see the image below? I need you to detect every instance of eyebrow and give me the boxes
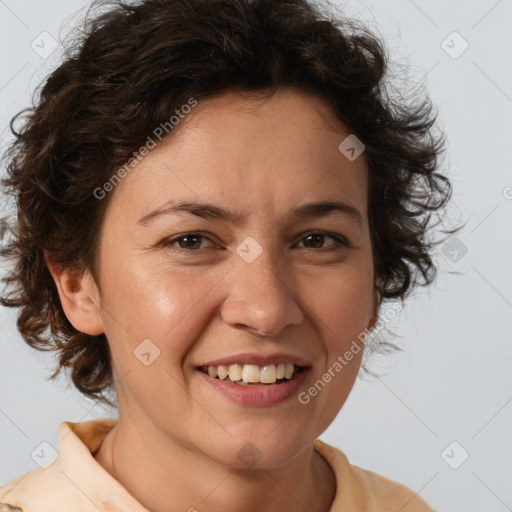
[137,199,364,228]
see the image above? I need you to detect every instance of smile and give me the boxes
[199,363,304,385]
[196,363,309,406]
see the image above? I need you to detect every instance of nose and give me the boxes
[220,245,304,337]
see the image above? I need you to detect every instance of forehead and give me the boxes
[105,87,369,225]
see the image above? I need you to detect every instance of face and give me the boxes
[84,88,379,468]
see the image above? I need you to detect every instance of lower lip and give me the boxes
[197,368,309,407]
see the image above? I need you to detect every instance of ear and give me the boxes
[44,252,104,336]
[367,288,381,331]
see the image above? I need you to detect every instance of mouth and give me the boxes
[197,363,306,386]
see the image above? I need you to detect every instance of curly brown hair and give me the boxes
[0,0,460,405]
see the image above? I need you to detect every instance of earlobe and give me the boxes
[44,252,104,336]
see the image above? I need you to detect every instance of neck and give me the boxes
[94,416,336,512]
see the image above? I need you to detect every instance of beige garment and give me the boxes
[0,418,436,511]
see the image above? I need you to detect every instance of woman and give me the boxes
[0,0,456,510]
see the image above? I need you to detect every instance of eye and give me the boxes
[163,231,350,254]
[164,232,215,252]
[295,231,350,251]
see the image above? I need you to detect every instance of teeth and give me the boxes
[260,365,277,383]
[241,364,260,383]
[203,363,301,384]
[228,364,243,381]
[217,365,228,380]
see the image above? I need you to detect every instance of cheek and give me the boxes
[305,266,374,346]
[98,263,214,414]
[303,272,372,423]
[100,257,223,365]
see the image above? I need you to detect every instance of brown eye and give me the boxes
[296,231,349,251]
[165,233,214,251]
[164,231,350,254]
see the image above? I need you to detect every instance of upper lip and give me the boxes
[197,352,311,368]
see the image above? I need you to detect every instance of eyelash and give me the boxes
[163,231,350,254]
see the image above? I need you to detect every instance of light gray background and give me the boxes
[1,1,511,510]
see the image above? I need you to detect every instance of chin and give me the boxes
[203,432,311,470]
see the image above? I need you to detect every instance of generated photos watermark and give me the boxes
[93,97,198,200]
[298,301,402,404]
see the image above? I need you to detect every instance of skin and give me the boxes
[47,87,380,512]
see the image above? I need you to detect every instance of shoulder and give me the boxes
[313,439,436,512]
[347,462,436,511]
[0,418,121,511]
[1,501,23,511]
[0,463,88,510]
